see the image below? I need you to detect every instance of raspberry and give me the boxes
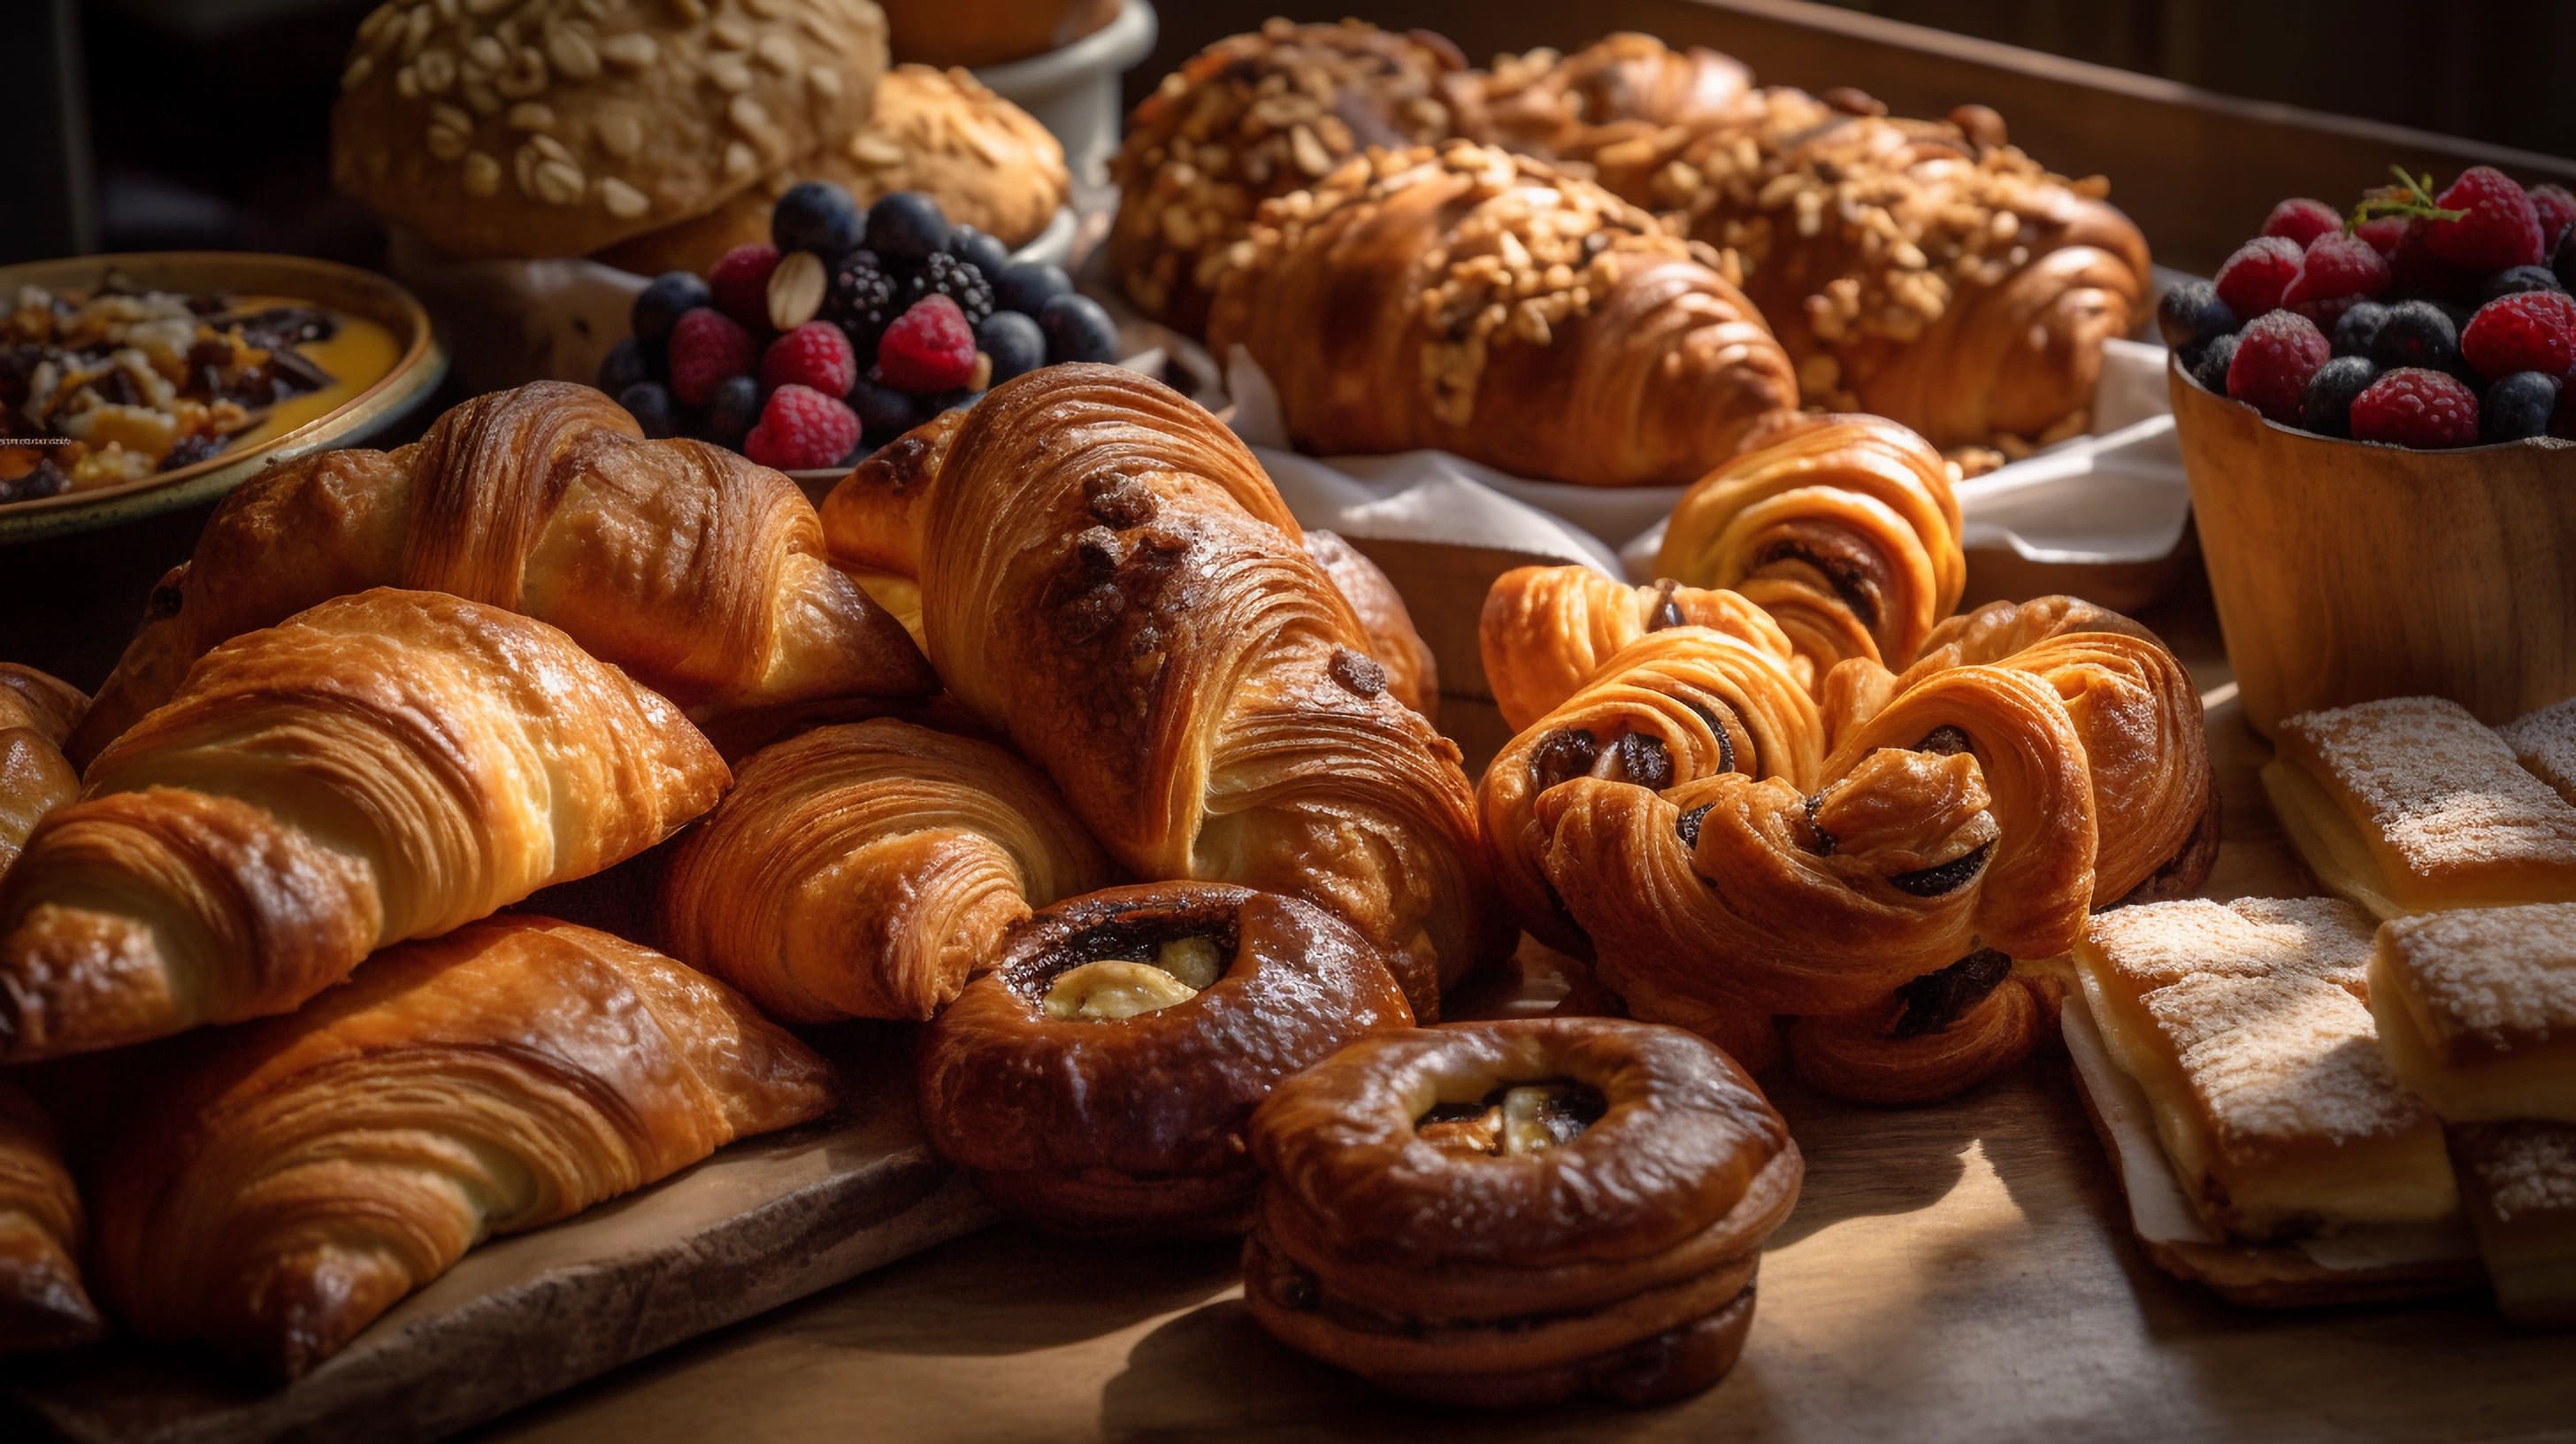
[2354,215,2409,256]
[2426,166,2545,273]
[2460,291,2576,380]
[759,320,856,397]
[2262,198,2342,248]
[2282,232,2388,325]
[744,383,862,471]
[2529,182,2576,250]
[2224,310,2329,423]
[708,244,782,332]
[2349,367,2480,448]
[872,295,977,393]
[666,308,756,408]
[2386,219,2470,300]
[2214,236,2302,319]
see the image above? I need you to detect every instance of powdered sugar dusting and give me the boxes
[2503,698,2576,807]
[2282,696,2576,878]
[2147,972,2431,1153]
[2087,896,2375,999]
[2451,1121,2576,1222]
[2380,902,2576,1050]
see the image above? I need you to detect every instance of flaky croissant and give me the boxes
[1480,567,1803,732]
[70,380,932,764]
[661,719,1117,1022]
[1208,142,1798,488]
[1654,413,1965,683]
[0,1078,99,1355]
[0,589,727,1061]
[1476,32,1752,170]
[0,666,84,879]
[896,364,1506,1017]
[88,915,832,1379]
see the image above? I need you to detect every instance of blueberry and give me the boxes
[701,374,762,447]
[993,261,1073,317]
[2370,301,2463,375]
[978,311,1046,386]
[2156,280,2238,351]
[849,379,921,441]
[2481,371,2561,443]
[618,380,680,439]
[2481,265,2565,302]
[772,180,865,257]
[1038,293,1119,365]
[2297,356,2379,439]
[597,335,654,395]
[948,226,1012,279]
[2331,301,2389,358]
[2187,332,2240,395]
[864,192,952,263]
[632,272,710,349]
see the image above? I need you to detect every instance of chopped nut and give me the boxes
[766,250,826,330]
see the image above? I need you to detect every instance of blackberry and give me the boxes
[827,249,904,360]
[914,252,994,331]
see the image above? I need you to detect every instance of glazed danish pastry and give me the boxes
[1479,565,1803,731]
[1243,1018,1800,1408]
[2369,903,2576,1125]
[916,884,1414,1236]
[72,381,932,764]
[0,1079,99,1355]
[0,589,729,1060]
[88,916,832,1379]
[1208,142,1798,488]
[661,719,1118,1023]
[0,666,84,879]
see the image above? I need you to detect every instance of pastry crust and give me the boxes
[1480,566,1804,732]
[2264,697,2576,918]
[2450,1121,2576,1327]
[1300,531,1439,720]
[1478,33,1752,170]
[0,666,84,880]
[88,916,832,1379]
[2371,903,2576,1124]
[0,589,729,1061]
[332,0,888,259]
[1243,1018,1799,1408]
[0,1079,101,1356]
[1207,142,1798,488]
[72,381,932,764]
[661,718,1116,1022]
[916,884,1413,1237]
[595,64,1069,275]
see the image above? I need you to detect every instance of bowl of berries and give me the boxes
[2162,165,2576,738]
[595,184,1129,487]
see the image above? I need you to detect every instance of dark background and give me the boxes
[7,0,2572,268]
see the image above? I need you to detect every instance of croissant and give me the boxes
[1109,19,1481,336]
[1290,530,1440,720]
[88,915,832,1379]
[1634,88,2152,453]
[69,380,932,764]
[0,666,85,879]
[1476,33,1752,170]
[660,719,1117,1022]
[1653,413,1966,682]
[900,364,1506,1017]
[1207,142,1798,488]
[1480,566,1803,732]
[0,1078,99,1354]
[0,589,728,1061]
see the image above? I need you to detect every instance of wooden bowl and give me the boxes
[2169,357,2576,737]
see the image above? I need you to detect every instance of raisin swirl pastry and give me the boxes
[889,364,1508,1017]
[1208,142,1798,488]
[1480,565,1804,731]
[1244,1018,1800,1408]
[0,666,85,880]
[660,719,1117,1023]
[916,884,1414,1237]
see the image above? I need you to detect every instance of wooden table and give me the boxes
[467,586,2576,1444]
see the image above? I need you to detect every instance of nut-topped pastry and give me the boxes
[1476,32,1752,172]
[333,0,889,259]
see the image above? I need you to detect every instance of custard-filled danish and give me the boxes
[916,884,1414,1237]
[1244,1018,1800,1408]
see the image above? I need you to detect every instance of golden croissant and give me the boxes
[661,718,1118,1022]
[1480,567,1804,732]
[0,666,85,880]
[70,380,933,764]
[1476,32,1752,169]
[1208,142,1798,488]
[892,363,1506,1018]
[0,1078,99,1355]
[0,588,728,1061]
[88,915,832,1379]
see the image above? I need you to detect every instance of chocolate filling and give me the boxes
[1679,697,1737,775]
[1675,803,1713,850]
[1755,535,1885,631]
[1530,727,1599,791]
[1607,732,1675,791]
[1890,948,2013,1038]
[1644,578,1686,632]
[1913,725,1972,757]
[1800,793,1837,856]
[1888,840,1994,897]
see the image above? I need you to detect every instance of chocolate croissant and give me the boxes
[661,719,1117,1022]
[0,1078,99,1355]
[1208,142,1798,488]
[0,666,84,879]
[88,916,832,1379]
[0,589,728,1061]
[873,364,1508,1015]
[70,380,932,764]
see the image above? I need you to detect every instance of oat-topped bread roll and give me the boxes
[333,0,889,259]
[1110,19,1484,336]
[1477,33,1752,172]
[878,0,1120,68]
[597,63,1068,275]
[1207,143,1798,488]
[2371,903,2576,1125]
